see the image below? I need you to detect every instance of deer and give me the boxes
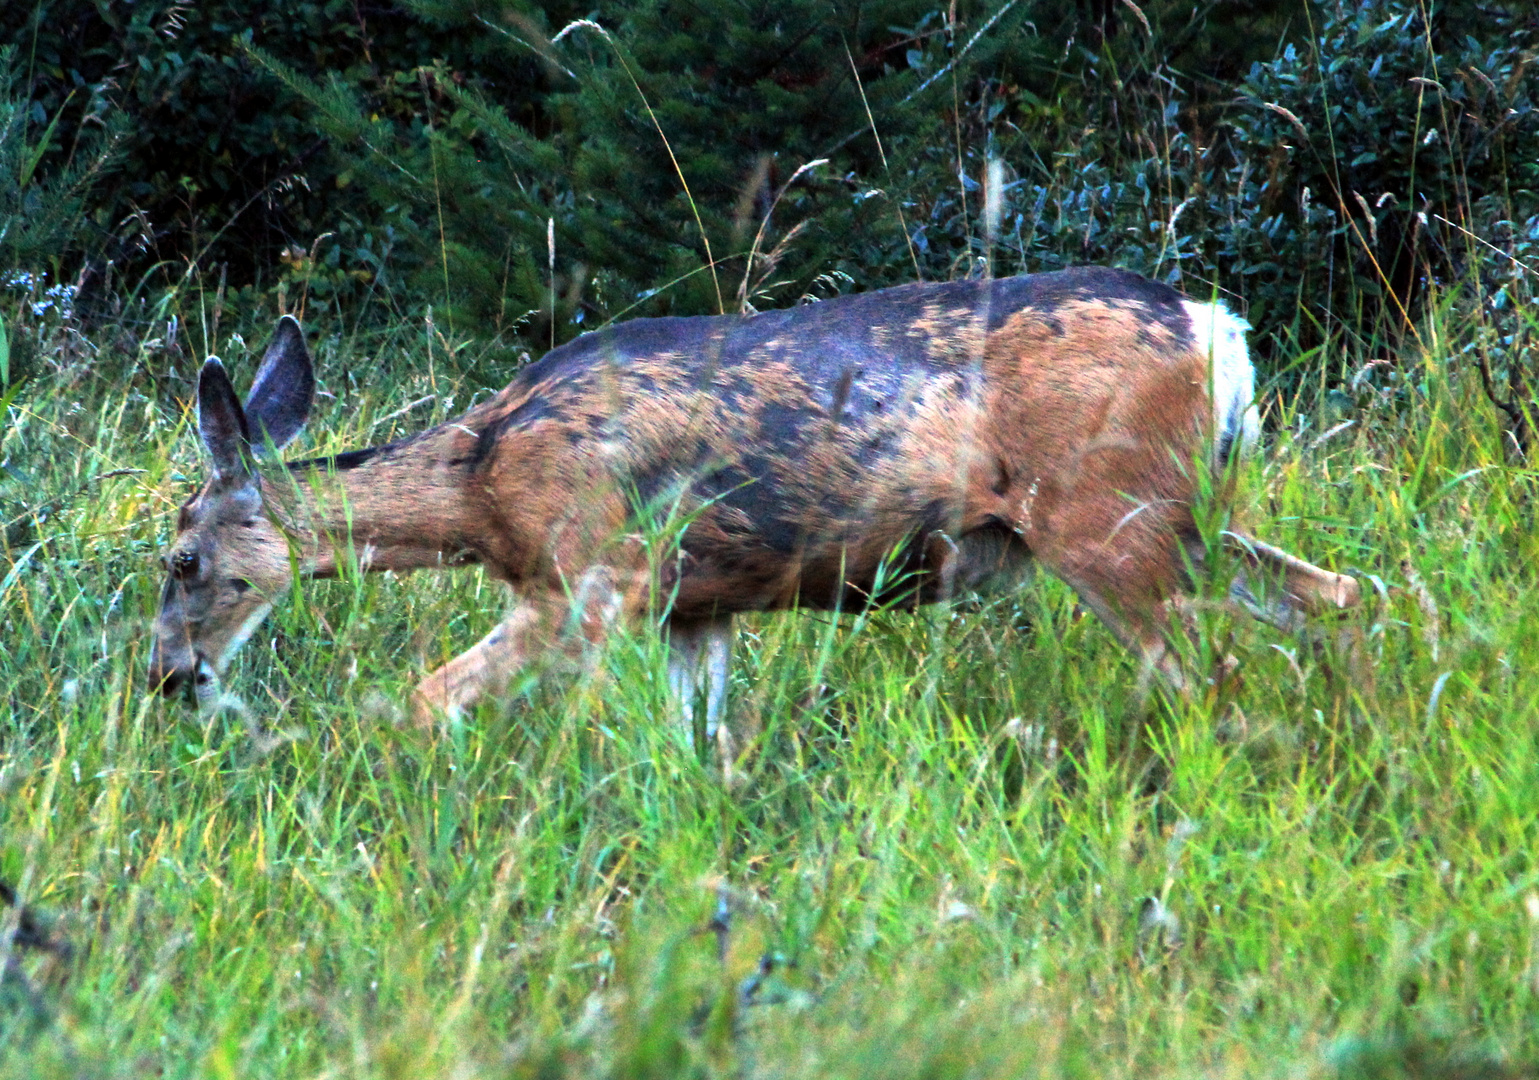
[149,266,1361,741]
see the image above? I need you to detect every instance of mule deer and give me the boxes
[149,267,1360,735]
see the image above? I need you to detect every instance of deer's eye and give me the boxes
[171,550,200,580]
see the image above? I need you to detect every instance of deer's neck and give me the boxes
[265,425,484,577]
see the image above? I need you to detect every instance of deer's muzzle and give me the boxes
[149,652,216,701]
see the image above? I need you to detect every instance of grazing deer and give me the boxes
[149,267,1360,736]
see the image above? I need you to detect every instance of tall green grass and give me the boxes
[1,290,1536,1078]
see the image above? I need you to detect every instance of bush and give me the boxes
[0,0,520,302]
[272,0,1040,337]
[956,0,1539,361]
[4,0,1535,386]
[1221,0,1539,344]
[0,44,121,273]
[0,43,125,385]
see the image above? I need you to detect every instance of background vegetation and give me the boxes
[7,0,1535,353]
[2,0,1538,1077]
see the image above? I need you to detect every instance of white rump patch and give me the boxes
[1182,299,1259,455]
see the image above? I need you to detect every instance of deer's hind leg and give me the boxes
[1055,573,1199,696]
[1018,485,1212,695]
[410,562,642,728]
[1220,529,1365,686]
[1222,531,1360,630]
[1041,518,1361,698]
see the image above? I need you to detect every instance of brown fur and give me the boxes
[149,268,1360,724]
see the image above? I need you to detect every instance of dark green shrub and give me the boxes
[6,0,1534,391]
[0,43,126,386]
[274,0,1039,338]
[1219,0,1539,345]
[0,44,121,277]
[0,0,526,300]
[957,0,1539,362]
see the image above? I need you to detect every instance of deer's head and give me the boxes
[149,317,314,700]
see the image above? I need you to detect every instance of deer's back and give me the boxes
[467,267,1208,615]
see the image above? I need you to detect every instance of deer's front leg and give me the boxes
[666,616,734,745]
[410,567,629,727]
[411,602,551,727]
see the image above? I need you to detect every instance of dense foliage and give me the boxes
[5,0,1535,360]
[0,0,490,283]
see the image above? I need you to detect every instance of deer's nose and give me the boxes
[151,663,191,697]
[149,647,207,700]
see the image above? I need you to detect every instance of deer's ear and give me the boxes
[198,358,253,484]
[244,315,315,453]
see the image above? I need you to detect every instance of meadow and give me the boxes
[1,274,1536,1079]
[3,0,1539,1072]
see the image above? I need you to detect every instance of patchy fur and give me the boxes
[149,268,1360,729]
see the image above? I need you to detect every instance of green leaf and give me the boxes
[18,88,76,189]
